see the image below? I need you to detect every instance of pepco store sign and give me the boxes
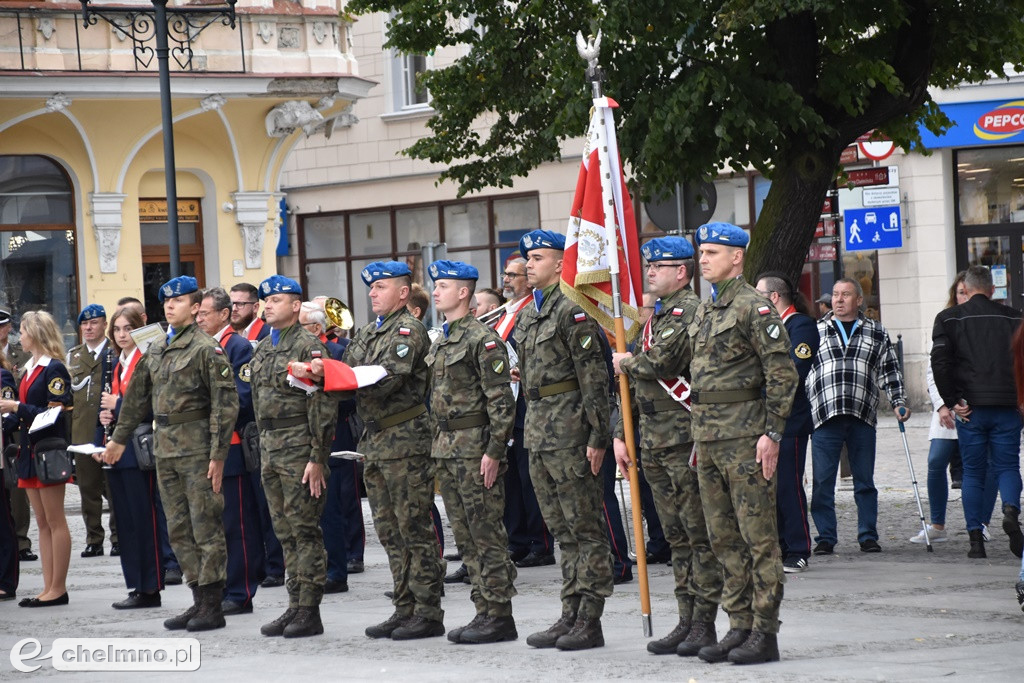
[974,101,1024,140]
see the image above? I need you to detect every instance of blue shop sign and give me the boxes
[919,99,1024,148]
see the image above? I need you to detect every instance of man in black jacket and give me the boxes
[931,265,1024,560]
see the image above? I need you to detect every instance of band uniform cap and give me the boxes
[695,222,750,248]
[428,260,479,282]
[519,229,565,256]
[258,275,303,300]
[0,304,10,325]
[361,261,412,286]
[641,236,695,262]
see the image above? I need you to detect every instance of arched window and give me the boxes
[0,155,78,347]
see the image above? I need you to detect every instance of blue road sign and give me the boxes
[844,206,902,251]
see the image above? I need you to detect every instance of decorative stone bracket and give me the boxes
[90,193,126,273]
[232,192,273,269]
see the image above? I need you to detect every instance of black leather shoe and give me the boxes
[113,591,161,610]
[1003,504,1023,558]
[448,614,487,643]
[555,617,604,650]
[515,551,556,568]
[109,543,121,557]
[728,630,780,664]
[0,591,15,602]
[283,606,324,638]
[261,575,285,588]
[613,571,633,584]
[365,612,411,639]
[698,627,750,663]
[26,592,69,608]
[261,607,298,637]
[444,551,463,562]
[647,618,691,655]
[347,559,364,574]
[444,564,469,584]
[324,579,349,594]
[391,615,445,640]
[526,612,576,648]
[812,541,834,555]
[18,597,37,607]
[18,549,37,562]
[677,620,717,656]
[507,547,529,563]
[859,539,882,553]
[81,544,104,558]
[645,549,672,564]
[461,615,518,644]
[221,599,253,615]
[164,568,183,585]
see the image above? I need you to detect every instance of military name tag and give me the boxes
[795,342,812,359]
[396,343,410,358]
[766,323,780,339]
[492,359,505,374]
[48,377,65,395]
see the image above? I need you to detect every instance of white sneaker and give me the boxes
[909,525,948,543]
[982,524,992,542]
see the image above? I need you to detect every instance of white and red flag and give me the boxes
[288,360,387,394]
[560,97,643,342]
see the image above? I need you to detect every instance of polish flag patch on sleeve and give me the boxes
[672,307,683,316]
[399,327,411,336]
[757,305,771,316]
[573,312,587,323]
[484,340,497,350]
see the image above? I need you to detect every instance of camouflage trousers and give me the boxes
[644,444,722,622]
[262,450,328,607]
[155,454,226,587]
[529,446,613,620]
[363,453,444,622]
[436,457,518,617]
[696,436,785,633]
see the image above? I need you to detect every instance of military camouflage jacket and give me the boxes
[67,341,108,445]
[113,323,238,461]
[250,324,334,468]
[342,308,431,459]
[687,276,798,442]
[616,286,699,449]
[513,285,610,451]
[426,315,514,460]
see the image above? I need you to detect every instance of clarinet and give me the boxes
[102,347,115,443]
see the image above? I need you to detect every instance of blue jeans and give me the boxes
[955,406,1023,531]
[811,416,878,545]
[927,438,999,526]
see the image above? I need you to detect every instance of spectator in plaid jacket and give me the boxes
[806,278,910,555]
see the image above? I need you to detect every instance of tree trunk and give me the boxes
[745,140,844,285]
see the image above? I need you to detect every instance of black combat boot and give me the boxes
[555,617,604,650]
[697,627,750,663]
[461,615,518,644]
[647,618,691,655]
[526,610,576,648]
[261,607,299,637]
[1002,504,1024,557]
[164,584,201,631]
[365,611,411,639]
[968,529,987,559]
[390,615,445,640]
[676,619,717,656]
[186,582,226,631]
[728,630,780,664]
[283,606,324,638]
[447,614,487,643]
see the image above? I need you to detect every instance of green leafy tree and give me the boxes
[349,0,1024,280]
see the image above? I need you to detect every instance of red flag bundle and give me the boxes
[288,360,387,393]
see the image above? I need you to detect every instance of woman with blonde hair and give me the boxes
[0,310,73,607]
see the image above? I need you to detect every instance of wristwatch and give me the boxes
[765,431,783,443]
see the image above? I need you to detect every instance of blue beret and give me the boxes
[258,275,302,300]
[695,222,749,248]
[641,236,694,261]
[77,304,106,325]
[428,260,479,282]
[519,229,565,256]
[158,276,198,303]
[361,261,412,286]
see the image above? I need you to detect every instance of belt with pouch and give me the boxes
[364,403,428,435]
[258,415,307,430]
[155,408,210,426]
[639,397,688,414]
[526,379,579,401]
[689,388,761,404]
[436,412,487,431]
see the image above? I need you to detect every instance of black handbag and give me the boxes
[34,437,73,485]
[241,422,262,473]
[132,423,156,471]
[2,443,18,489]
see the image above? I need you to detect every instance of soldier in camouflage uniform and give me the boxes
[333,261,445,640]
[104,276,239,633]
[610,236,723,656]
[249,276,335,639]
[513,230,614,651]
[687,223,798,665]
[426,260,518,644]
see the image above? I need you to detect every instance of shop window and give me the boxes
[957,146,1024,225]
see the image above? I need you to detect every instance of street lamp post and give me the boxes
[79,0,237,279]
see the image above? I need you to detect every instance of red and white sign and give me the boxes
[814,218,837,238]
[974,103,1024,141]
[845,167,890,187]
[856,131,896,161]
[807,243,837,263]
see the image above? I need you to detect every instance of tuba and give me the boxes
[324,297,354,331]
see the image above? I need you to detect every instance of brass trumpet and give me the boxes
[324,297,354,331]
[476,300,512,328]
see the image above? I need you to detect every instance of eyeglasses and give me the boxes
[500,272,526,279]
[645,263,683,270]
[756,289,776,297]
[231,301,256,309]
[301,322,319,329]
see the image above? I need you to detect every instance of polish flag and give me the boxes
[288,360,387,394]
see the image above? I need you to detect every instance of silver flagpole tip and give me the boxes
[642,614,653,638]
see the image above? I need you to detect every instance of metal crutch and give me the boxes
[897,407,932,552]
